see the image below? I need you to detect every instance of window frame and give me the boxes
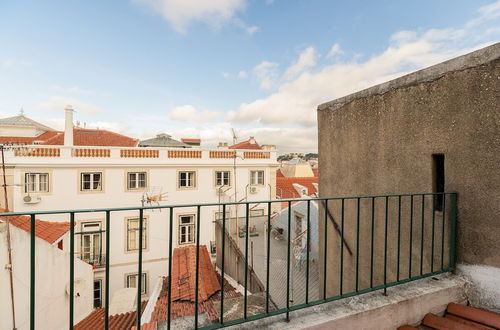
[24,172,50,193]
[80,172,103,192]
[178,171,197,189]
[214,170,231,187]
[178,214,195,245]
[127,171,148,190]
[126,273,148,295]
[126,217,148,252]
[250,170,265,185]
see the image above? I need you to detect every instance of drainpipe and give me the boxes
[2,145,16,329]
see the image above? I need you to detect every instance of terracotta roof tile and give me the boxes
[181,138,201,143]
[0,209,70,244]
[229,139,261,150]
[75,301,147,330]
[42,128,138,147]
[0,131,59,145]
[276,176,318,199]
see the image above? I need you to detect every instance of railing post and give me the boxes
[420,195,425,276]
[323,199,329,299]
[383,196,389,295]
[105,211,110,330]
[167,207,173,330]
[305,199,311,304]
[220,204,226,325]
[266,202,271,313]
[355,198,360,292]
[370,197,375,288]
[431,197,436,273]
[340,199,344,296]
[397,196,401,282]
[30,214,36,330]
[441,194,446,270]
[286,200,292,322]
[449,193,457,270]
[69,212,75,329]
[244,203,249,319]
[194,206,201,329]
[136,209,144,330]
[409,195,414,279]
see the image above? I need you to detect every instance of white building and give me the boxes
[0,108,278,314]
[0,213,94,330]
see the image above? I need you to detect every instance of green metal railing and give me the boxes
[2,192,457,330]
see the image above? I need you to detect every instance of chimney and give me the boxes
[64,105,74,146]
[249,136,256,144]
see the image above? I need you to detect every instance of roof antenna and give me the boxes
[231,128,238,145]
[19,107,24,116]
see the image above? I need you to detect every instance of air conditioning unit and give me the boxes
[249,186,258,194]
[23,195,41,204]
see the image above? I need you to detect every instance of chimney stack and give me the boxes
[64,105,74,146]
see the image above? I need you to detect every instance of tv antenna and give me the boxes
[231,128,238,145]
[141,186,168,210]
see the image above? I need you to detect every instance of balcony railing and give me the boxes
[79,253,106,269]
[1,192,457,330]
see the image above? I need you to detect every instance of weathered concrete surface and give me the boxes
[213,292,276,322]
[226,274,468,330]
[457,263,500,313]
[317,42,500,298]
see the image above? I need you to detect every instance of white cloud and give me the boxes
[284,46,317,79]
[133,0,246,33]
[237,70,248,79]
[222,72,231,78]
[253,61,279,90]
[227,2,500,128]
[36,96,102,114]
[48,85,94,95]
[245,25,259,35]
[169,105,220,122]
[327,43,343,58]
[466,0,500,27]
[0,58,32,69]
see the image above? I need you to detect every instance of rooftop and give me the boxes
[43,128,139,147]
[229,137,261,150]
[0,208,70,244]
[139,133,190,148]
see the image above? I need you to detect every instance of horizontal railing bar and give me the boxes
[0,192,457,216]
[201,267,454,330]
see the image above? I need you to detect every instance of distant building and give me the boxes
[139,133,190,148]
[181,138,201,147]
[229,136,262,150]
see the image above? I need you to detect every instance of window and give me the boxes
[432,154,445,211]
[25,173,49,193]
[250,170,264,185]
[94,280,102,308]
[179,215,195,244]
[127,218,147,251]
[249,209,264,217]
[81,222,103,266]
[126,273,147,295]
[81,172,102,191]
[215,171,231,186]
[178,171,196,188]
[127,172,147,190]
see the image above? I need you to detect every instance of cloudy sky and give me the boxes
[0,0,499,153]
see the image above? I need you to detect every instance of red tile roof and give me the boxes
[42,128,139,147]
[171,245,220,302]
[0,131,59,145]
[145,245,242,326]
[276,169,285,177]
[181,138,201,143]
[276,176,318,199]
[229,139,261,150]
[312,168,319,177]
[75,301,147,330]
[0,209,70,244]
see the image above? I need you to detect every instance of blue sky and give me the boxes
[1,0,499,153]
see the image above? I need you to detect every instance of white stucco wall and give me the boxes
[0,224,93,330]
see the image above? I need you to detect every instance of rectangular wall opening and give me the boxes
[432,154,445,211]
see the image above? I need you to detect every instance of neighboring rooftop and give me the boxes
[0,114,55,133]
[0,209,70,244]
[229,136,261,150]
[276,176,318,199]
[42,128,139,147]
[75,301,147,330]
[139,133,190,148]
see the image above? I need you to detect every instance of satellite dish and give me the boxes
[66,278,87,298]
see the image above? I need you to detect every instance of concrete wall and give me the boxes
[317,43,500,296]
[0,224,93,330]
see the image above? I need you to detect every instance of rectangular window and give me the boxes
[81,172,102,191]
[127,218,147,251]
[25,173,49,193]
[178,171,196,188]
[249,209,264,217]
[127,172,147,190]
[81,222,102,265]
[432,154,445,211]
[126,273,147,295]
[250,170,264,185]
[179,215,195,244]
[215,171,231,186]
[94,280,102,308]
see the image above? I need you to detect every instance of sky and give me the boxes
[0,0,499,153]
